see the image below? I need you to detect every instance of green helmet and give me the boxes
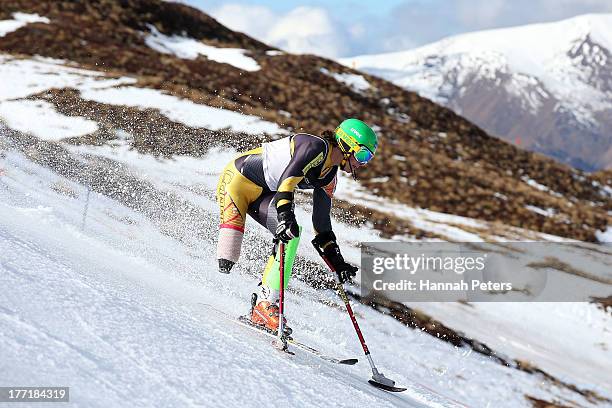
[334,118,378,164]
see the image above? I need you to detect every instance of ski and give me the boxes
[198,303,358,365]
[368,380,408,393]
[236,316,357,365]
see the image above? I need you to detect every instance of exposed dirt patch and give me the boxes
[526,395,574,408]
[528,257,612,285]
[591,295,612,313]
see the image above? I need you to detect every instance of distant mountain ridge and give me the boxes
[343,14,612,171]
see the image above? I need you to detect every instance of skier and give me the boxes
[216,118,378,333]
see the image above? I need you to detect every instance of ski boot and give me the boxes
[250,293,292,337]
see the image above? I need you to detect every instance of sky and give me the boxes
[181,0,612,58]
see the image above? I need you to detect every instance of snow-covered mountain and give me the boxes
[342,14,612,171]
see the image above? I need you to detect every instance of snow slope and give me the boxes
[0,136,461,408]
[2,125,610,407]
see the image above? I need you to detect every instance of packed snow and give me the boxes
[596,226,612,242]
[408,301,612,394]
[79,86,285,135]
[320,68,371,93]
[521,177,563,198]
[0,12,49,37]
[2,130,609,407]
[0,99,98,141]
[145,25,260,71]
[0,55,136,101]
[265,50,284,56]
[525,204,556,218]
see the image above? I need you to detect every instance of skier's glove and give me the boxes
[313,231,357,283]
[276,208,300,243]
[335,261,358,284]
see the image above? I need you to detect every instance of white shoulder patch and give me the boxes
[262,137,291,191]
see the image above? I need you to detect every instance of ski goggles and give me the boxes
[352,145,375,164]
[337,132,375,164]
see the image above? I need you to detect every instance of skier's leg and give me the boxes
[249,237,300,333]
[260,233,300,298]
[247,192,301,297]
[247,194,300,331]
[216,159,263,273]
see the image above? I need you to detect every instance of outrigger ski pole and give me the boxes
[312,239,407,393]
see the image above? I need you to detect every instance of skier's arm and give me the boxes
[312,171,337,233]
[312,230,357,283]
[312,187,333,233]
[312,175,357,282]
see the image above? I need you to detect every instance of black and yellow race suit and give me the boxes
[216,133,337,264]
